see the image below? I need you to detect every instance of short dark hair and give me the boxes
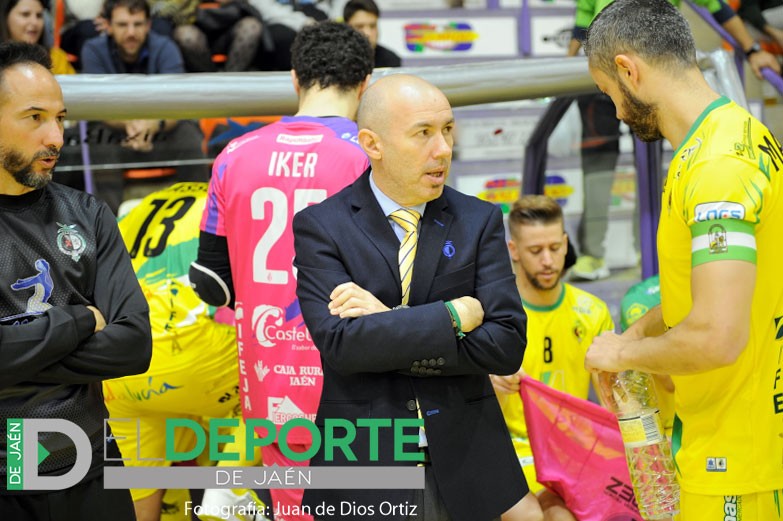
[509,194,576,269]
[291,22,374,92]
[0,41,51,75]
[344,0,380,23]
[508,195,563,232]
[0,42,51,101]
[585,0,697,77]
[104,0,150,21]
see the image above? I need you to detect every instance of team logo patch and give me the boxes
[573,320,585,342]
[56,222,86,261]
[624,303,649,326]
[706,457,727,472]
[708,224,728,254]
[442,240,455,258]
[694,201,745,223]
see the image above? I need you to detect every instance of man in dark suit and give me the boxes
[292,74,530,521]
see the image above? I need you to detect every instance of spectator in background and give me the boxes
[80,0,207,214]
[737,0,783,50]
[60,0,172,70]
[248,0,336,70]
[151,0,264,72]
[1,0,74,74]
[343,0,400,68]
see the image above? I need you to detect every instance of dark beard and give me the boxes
[2,146,59,190]
[619,81,663,142]
[525,270,561,291]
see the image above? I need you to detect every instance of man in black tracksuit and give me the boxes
[0,42,152,520]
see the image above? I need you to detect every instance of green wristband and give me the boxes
[444,301,466,339]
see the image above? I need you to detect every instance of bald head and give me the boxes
[357,74,448,136]
[356,73,454,207]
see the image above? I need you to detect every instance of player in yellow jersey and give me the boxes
[104,183,260,521]
[583,1,783,519]
[492,195,615,521]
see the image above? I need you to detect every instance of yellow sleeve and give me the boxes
[683,157,767,267]
[50,47,75,76]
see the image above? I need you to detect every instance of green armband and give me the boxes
[444,301,466,339]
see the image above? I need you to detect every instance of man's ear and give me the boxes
[507,238,520,262]
[615,53,640,89]
[358,128,381,159]
[290,69,301,97]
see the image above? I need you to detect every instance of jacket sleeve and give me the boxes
[0,305,95,389]
[80,37,109,73]
[293,204,525,377]
[737,0,769,33]
[32,203,152,384]
[156,36,186,73]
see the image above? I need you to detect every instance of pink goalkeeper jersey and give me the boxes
[201,116,368,444]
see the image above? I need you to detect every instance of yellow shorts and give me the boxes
[675,489,783,521]
[103,321,241,501]
[521,460,543,494]
[510,433,543,494]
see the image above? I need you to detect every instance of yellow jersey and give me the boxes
[499,283,614,489]
[117,182,223,372]
[658,97,783,494]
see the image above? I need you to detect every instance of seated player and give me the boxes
[492,195,615,521]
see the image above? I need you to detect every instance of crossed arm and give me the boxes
[0,205,152,389]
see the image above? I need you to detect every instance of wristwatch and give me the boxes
[745,42,762,58]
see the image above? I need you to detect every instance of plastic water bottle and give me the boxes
[597,370,680,520]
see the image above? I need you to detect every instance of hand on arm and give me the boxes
[585,259,754,375]
[447,296,484,333]
[123,119,163,152]
[31,205,152,384]
[328,282,391,317]
[0,305,96,388]
[87,305,106,333]
[490,367,524,395]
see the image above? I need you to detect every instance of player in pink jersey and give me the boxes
[189,21,374,521]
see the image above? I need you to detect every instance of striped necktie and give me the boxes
[389,208,421,306]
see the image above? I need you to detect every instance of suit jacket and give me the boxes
[293,170,528,521]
